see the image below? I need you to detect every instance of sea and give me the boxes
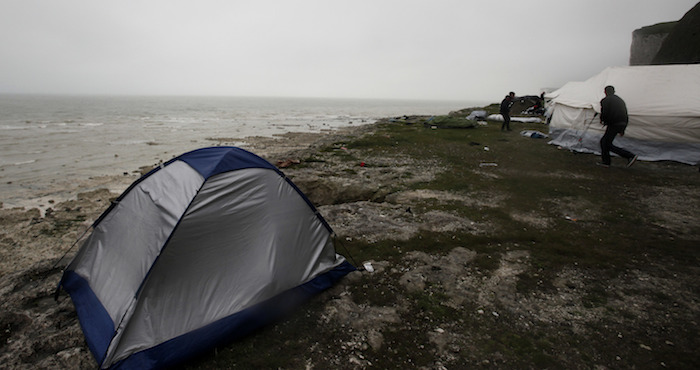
[1,94,483,210]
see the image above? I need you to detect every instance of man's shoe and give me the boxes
[627,155,638,168]
[596,162,610,168]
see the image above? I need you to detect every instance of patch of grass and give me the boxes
[582,284,609,308]
[471,252,500,272]
[480,328,557,368]
[426,116,478,129]
[348,275,399,307]
[371,328,435,368]
[409,288,456,320]
[343,231,474,265]
[301,155,326,163]
[345,119,698,273]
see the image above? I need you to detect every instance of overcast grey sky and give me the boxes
[0,0,696,102]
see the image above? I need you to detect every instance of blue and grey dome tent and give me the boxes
[58,146,355,369]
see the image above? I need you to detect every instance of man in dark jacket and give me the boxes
[598,85,638,168]
[500,91,515,131]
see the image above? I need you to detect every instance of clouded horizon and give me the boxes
[1,0,696,102]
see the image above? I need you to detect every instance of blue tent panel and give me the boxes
[61,271,115,364]
[178,147,277,180]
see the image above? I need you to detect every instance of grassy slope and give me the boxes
[184,115,699,369]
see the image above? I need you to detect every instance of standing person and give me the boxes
[598,85,638,168]
[500,91,515,131]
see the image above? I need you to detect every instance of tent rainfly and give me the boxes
[545,65,700,165]
[58,146,355,369]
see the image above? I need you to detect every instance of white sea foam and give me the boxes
[0,125,28,130]
[13,159,37,166]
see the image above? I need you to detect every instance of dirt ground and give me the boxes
[1,124,698,369]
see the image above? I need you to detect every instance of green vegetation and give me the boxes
[185,112,700,369]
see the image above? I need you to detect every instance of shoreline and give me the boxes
[0,122,377,278]
[0,94,474,211]
[0,123,373,215]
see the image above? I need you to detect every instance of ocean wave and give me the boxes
[0,159,38,167]
[107,139,157,145]
[0,125,28,130]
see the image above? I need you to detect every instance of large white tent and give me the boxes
[546,65,700,165]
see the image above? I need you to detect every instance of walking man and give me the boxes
[598,85,638,168]
[500,91,515,131]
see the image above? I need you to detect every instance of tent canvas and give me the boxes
[546,64,700,165]
[58,146,355,369]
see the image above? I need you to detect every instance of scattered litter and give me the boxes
[564,216,577,222]
[483,146,489,151]
[479,162,498,167]
[492,311,499,317]
[466,110,487,121]
[276,158,301,168]
[477,309,484,314]
[435,328,445,333]
[360,162,365,167]
[431,126,437,130]
[487,114,543,123]
[390,115,414,123]
[363,262,375,273]
[520,130,548,139]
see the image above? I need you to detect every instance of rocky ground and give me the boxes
[1,122,698,369]
[0,127,373,369]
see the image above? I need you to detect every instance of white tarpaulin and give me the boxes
[487,114,543,123]
[546,65,700,165]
